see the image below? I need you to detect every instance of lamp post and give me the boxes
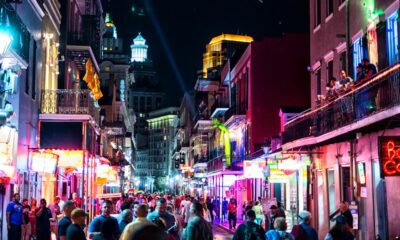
[0,8,12,56]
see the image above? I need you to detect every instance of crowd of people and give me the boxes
[319,58,377,103]
[6,192,355,240]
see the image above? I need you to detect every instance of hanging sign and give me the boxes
[30,151,58,174]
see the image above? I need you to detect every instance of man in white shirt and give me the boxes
[183,197,194,228]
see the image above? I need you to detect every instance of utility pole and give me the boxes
[345,0,351,74]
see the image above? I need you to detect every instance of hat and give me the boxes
[71,208,88,219]
[333,215,347,224]
[270,205,278,210]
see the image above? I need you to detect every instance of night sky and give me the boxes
[102,0,309,106]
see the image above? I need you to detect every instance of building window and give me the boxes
[327,60,333,82]
[387,11,399,65]
[327,169,336,218]
[340,166,351,201]
[353,37,364,79]
[339,51,347,72]
[327,0,333,16]
[315,0,322,27]
[316,68,322,95]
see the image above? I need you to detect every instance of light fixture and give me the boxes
[0,8,12,56]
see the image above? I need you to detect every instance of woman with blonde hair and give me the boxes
[201,202,212,223]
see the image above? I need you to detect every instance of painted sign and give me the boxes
[379,137,400,177]
[349,201,358,230]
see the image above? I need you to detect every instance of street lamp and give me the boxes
[0,8,12,56]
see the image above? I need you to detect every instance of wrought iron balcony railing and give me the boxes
[283,63,400,144]
[40,89,100,124]
[224,103,247,120]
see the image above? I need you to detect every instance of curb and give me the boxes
[215,223,235,234]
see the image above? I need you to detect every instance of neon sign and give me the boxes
[30,151,58,174]
[243,160,267,179]
[379,137,400,177]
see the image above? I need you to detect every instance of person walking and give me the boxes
[291,211,318,240]
[93,217,119,240]
[58,201,76,240]
[222,197,228,221]
[118,209,133,233]
[35,199,52,240]
[21,198,31,240]
[147,197,179,238]
[6,193,23,240]
[89,200,120,239]
[233,210,265,240]
[49,196,61,239]
[206,197,214,223]
[252,201,263,225]
[29,198,38,239]
[227,198,237,230]
[265,205,279,231]
[66,208,88,240]
[182,202,213,240]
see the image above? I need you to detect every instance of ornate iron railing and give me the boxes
[40,89,100,124]
[283,63,400,144]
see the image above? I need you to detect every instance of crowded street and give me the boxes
[2,0,400,239]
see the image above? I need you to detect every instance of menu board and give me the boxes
[349,201,358,230]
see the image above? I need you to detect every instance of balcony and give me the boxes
[40,89,100,125]
[224,104,246,122]
[283,63,400,145]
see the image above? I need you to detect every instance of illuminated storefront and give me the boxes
[265,152,310,228]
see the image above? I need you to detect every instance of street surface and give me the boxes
[213,225,234,240]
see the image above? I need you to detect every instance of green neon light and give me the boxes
[212,118,231,167]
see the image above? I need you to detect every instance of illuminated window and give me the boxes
[353,37,364,79]
[387,11,399,65]
[327,169,336,221]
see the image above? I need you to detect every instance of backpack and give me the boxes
[291,224,307,240]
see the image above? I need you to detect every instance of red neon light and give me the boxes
[382,140,400,176]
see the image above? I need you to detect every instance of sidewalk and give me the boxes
[214,217,244,234]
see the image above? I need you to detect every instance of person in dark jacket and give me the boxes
[93,217,119,240]
[206,197,214,223]
[328,201,353,230]
[324,215,354,240]
[233,210,265,240]
[182,202,213,240]
[66,208,88,240]
[36,199,52,240]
